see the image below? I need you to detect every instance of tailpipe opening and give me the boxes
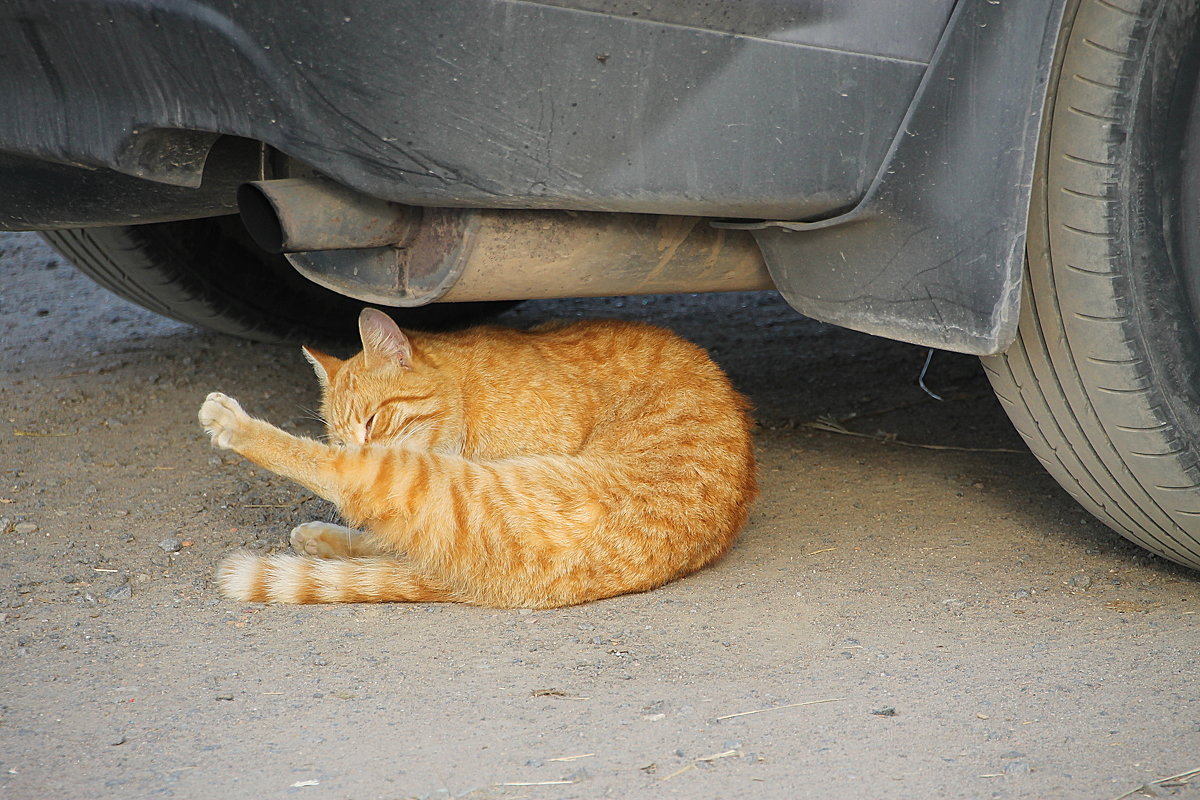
[237,178,414,254]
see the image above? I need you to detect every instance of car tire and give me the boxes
[41,216,514,343]
[982,0,1200,568]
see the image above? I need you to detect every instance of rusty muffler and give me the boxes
[238,178,773,307]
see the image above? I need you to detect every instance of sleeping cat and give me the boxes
[199,308,757,608]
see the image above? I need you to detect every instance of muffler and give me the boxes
[238,178,774,307]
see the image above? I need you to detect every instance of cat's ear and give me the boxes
[302,346,343,387]
[358,308,413,368]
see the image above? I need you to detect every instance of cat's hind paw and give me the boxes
[291,521,380,558]
[199,392,248,450]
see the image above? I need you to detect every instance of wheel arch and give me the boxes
[738,0,1075,356]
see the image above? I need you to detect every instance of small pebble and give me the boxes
[872,706,898,717]
[158,538,182,553]
[109,734,126,746]
[215,694,234,701]
[1012,589,1032,599]
[1004,761,1031,775]
[13,522,38,535]
[943,598,967,614]
[104,585,132,601]
[62,574,77,584]
[1068,575,1092,589]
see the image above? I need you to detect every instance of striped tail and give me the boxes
[216,551,458,604]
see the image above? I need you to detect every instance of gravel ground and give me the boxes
[1,229,1198,800]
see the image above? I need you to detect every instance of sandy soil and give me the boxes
[2,230,1198,800]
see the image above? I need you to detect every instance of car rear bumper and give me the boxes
[0,0,939,228]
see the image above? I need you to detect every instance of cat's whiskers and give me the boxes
[393,415,442,447]
[296,404,329,427]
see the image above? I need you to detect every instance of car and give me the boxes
[3,0,1198,570]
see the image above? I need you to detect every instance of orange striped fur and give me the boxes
[199,308,757,608]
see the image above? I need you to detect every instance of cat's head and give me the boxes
[302,308,449,450]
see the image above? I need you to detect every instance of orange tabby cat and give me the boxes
[199,308,757,608]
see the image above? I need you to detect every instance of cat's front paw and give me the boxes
[199,392,249,450]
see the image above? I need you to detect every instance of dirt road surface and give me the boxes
[2,230,1198,800]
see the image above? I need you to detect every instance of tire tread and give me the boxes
[984,0,1200,566]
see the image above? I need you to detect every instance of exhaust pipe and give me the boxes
[238,178,774,306]
[237,178,416,254]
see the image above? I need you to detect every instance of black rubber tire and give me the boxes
[982,0,1200,568]
[41,216,513,344]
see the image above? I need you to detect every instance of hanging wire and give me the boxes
[918,348,944,402]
